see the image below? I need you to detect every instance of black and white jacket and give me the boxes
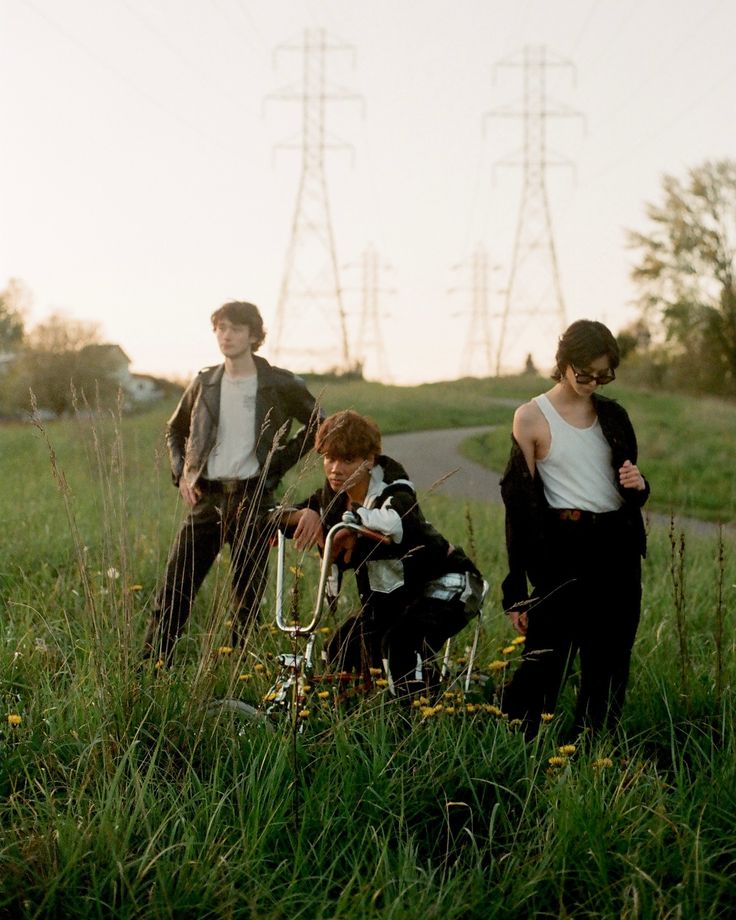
[301,455,480,617]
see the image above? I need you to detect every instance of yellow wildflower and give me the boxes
[154,659,165,670]
[224,619,233,628]
[129,584,143,592]
[317,691,330,699]
[239,673,252,682]
[301,684,311,694]
[290,566,304,578]
[511,635,526,645]
[217,646,233,655]
[263,692,279,702]
[488,660,509,672]
[254,663,266,672]
[592,757,614,769]
[375,678,389,688]
[548,755,567,767]
[501,645,517,655]
[298,709,310,718]
[444,706,456,715]
[420,706,436,717]
[319,627,331,634]
[558,744,577,756]
[417,696,430,706]
[7,714,22,727]
[508,718,523,728]
[369,667,383,676]
[466,703,477,713]
[540,712,554,722]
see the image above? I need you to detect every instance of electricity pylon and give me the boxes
[449,245,495,378]
[350,244,392,381]
[485,45,583,375]
[268,29,361,372]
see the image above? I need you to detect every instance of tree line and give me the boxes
[0,281,149,418]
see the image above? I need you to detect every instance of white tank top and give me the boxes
[534,393,623,513]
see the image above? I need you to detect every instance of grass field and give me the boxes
[1,376,734,918]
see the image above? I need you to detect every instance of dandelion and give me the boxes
[317,691,330,699]
[558,744,577,756]
[289,566,304,578]
[375,678,389,688]
[501,645,517,655]
[488,660,509,672]
[444,706,456,715]
[417,696,430,706]
[483,704,503,717]
[301,684,312,694]
[548,755,567,767]
[511,635,526,645]
[224,619,233,628]
[592,757,614,769]
[420,706,436,717]
[263,692,279,702]
[254,663,266,672]
[239,673,252,682]
[298,709,310,718]
[217,646,233,655]
[154,659,165,670]
[466,703,477,713]
[7,714,22,727]
[540,712,555,723]
[318,627,331,634]
[129,584,143,592]
[369,667,383,676]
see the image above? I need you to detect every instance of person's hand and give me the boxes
[619,459,646,491]
[330,528,358,564]
[292,509,325,552]
[178,478,201,508]
[508,609,529,636]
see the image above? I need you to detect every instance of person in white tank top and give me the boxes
[500,320,650,738]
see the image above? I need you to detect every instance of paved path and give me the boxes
[382,426,501,502]
[382,426,735,539]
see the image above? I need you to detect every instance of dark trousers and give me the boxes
[502,509,642,737]
[325,594,470,695]
[144,485,274,662]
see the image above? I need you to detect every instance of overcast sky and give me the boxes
[2,0,734,383]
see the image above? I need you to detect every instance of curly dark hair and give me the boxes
[210,301,266,351]
[552,319,620,381]
[315,410,382,460]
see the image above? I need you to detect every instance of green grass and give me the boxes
[1,379,735,917]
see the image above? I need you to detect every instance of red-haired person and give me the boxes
[286,410,486,697]
[500,320,649,737]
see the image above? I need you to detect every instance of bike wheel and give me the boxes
[207,698,276,733]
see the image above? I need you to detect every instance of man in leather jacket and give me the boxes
[143,301,322,664]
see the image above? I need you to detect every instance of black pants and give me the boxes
[325,594,470,696]
[502,509,642,737]
[144,485,274,662]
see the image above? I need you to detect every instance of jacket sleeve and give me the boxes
[270,375,324,479]
[164,380,198,485]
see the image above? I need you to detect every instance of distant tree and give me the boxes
[627,159,736,394]
[21,313,125,416]
[0,278,29,350]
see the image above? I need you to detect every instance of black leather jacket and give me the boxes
[165,356,322,493]
[500,393,650,609]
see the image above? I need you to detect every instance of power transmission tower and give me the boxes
[349,244,392,382]
[268,29,361,372]
[449,245,496,378]
[486,45,583,375]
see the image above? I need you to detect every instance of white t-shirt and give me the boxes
[205,373,260,480]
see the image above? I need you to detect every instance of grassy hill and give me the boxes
[0,377,734,916]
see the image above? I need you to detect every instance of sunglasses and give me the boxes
[571,365,616,386]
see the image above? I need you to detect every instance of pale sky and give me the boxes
[2,0,735,383]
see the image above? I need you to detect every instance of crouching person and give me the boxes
[285,410,486,698]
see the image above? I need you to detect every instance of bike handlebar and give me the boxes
[274,519,392,636]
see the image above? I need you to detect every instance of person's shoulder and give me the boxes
[513,396,545,430]
[254,355,308,386]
